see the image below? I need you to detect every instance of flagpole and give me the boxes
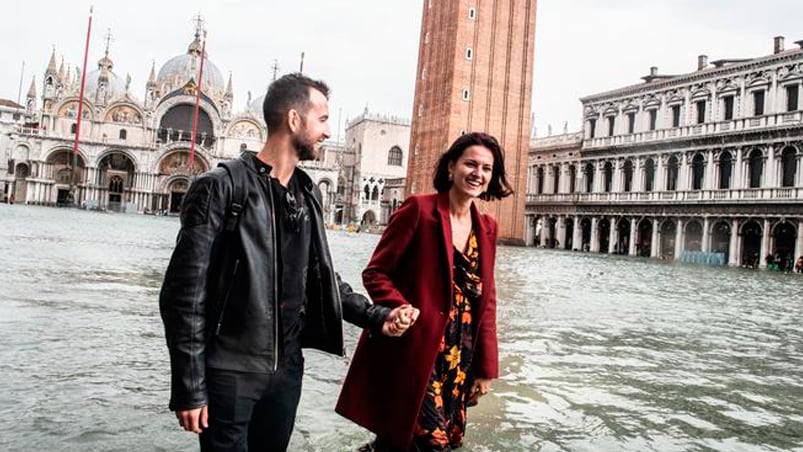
[72,5,93,203]
[189,30,206,173]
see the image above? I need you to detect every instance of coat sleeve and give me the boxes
[158,172,227,411]
[338,273,392,334]
[473,215,499,379]
[362,195,422,308]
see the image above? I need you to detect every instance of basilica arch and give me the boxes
[44,148,88,205]
[153,148,210,214]
[97,151,137,212]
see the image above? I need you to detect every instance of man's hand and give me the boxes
[176,405,208,434]
[381,304,420,337]
[468,378,492,406]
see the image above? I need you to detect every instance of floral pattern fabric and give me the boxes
[413,230,482,451]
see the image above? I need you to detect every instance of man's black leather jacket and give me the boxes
[159,152,390,411]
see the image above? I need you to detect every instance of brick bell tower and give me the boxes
[405,0,537,243]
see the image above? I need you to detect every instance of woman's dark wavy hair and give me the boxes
[432,132,513,201]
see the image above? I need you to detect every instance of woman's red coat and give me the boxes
[335,192,499,448]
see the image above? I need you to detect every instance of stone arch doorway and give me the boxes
[740,220,762,267]
[660,220,676,259]
[616,218,630,254]
[684,220,703,251]
[98,152,136,212]
[12,162,30,204]
[637,219,653,257]
[580,218,592,251]
[598,218,611,253]
[772,221,797,270]
[564,217,575,250]
[46,149,87,205]
[362,210,377,229]
[108,175,125,211]
[710,221,731,257]
[547,217,557,248]
[166,178,190,214]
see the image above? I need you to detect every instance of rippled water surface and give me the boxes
[1,204,802,451]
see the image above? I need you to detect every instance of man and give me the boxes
[159,73,417,451]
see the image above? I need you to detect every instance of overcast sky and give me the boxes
[2,1,802,138]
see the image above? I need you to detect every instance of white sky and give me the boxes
[2,1,802,138]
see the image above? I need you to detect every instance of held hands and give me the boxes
[381,304,420,337]
[176,405,208,434]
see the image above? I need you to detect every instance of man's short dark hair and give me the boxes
[262,73,330,134]
[432,132,513,201]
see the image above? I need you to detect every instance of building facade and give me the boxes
[406,0,537,243]
[345,110,410,227]
[526,37,803,268]
[1,24,340,217]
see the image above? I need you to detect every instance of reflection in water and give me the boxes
[0,204,801,451]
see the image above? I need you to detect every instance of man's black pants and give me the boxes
[199,349,304,452]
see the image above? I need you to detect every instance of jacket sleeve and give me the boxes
[473,215,499,379]
[158,172,227,411]
[338,273,392,334]
[362,195,421,308]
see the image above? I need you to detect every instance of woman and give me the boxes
[336,132,513,451]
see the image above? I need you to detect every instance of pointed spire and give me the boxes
[27,76,37,97]
[46,47,57,74]
[98,28,114,71]
[58,57,65,80]
[188,14,205,56]
[225,72,233,98]
[147,60,157,86]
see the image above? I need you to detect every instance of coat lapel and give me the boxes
[471,202,494,317]
[436,192,454,310]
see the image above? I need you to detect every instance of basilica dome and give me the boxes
[156,31,225,97]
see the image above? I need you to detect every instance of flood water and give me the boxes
[1,204,802,451]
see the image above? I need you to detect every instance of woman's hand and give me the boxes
[468,378,492,406]
[381,304,420,337]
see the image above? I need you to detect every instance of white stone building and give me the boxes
[1,24,339,216]
[526,36,803,268]
[344,110,410,226]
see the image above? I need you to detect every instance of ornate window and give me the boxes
[387,146,403,166]
[119,129,127,140]
[719,151,732,189]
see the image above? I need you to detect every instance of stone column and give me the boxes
[702,217,710,253]
[651,218,660,258]
[524,215,534,246]
[679,154,689,191]
[795,219,803,262]
[705,151,715,190]
[629,218,638,256]
[540,217,549,247]
[573,215,583,251]
[729,218,739,266]
[760,218,770,268]
[633,157,643,193]
[674,219,684,260]
[735,147,744,189]
[609,218,618,254]
[656,157,665,191]
[590,217,600,252]
[557,216,567,249]
[765,147,775,188]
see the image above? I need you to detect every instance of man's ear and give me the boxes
[287,109,300,133]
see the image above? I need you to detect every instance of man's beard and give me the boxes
[292,131,317,161]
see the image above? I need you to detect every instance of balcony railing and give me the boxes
[526,187,802,204]
[584,111,803,149]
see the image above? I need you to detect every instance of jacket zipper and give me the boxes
[215,258,240,336]
[266,178,279,372]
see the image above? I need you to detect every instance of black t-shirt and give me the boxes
[269,172,312,354]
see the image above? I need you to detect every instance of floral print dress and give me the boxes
[413,230,483,451]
